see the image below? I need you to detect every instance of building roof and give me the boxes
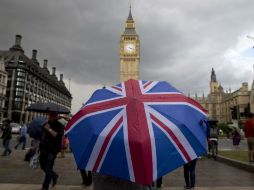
[0,43,72,98]
[123,6,137,36]
[123,28,137,35]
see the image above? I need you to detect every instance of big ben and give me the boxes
[120,7,140,82]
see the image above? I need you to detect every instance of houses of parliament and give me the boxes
[119,7,254,124]
[195,68,254,124]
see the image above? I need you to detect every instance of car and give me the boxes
[10,123,21,134]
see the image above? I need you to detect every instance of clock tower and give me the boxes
[120,7,140,82]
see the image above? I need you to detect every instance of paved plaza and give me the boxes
[1,138,254,190]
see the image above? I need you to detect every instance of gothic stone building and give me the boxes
[120,7,140,82]
[0,35,72,123]
[196,68,251,124]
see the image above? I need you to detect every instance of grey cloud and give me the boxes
[1,0,254,99]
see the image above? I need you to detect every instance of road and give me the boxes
[0,138,254,188]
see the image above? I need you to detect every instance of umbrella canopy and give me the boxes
[26,102,70,114]
[66,79,207,185]
[27,117,47,139]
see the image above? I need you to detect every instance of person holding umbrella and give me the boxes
[39,111,64,190]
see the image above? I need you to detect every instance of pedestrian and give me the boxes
[80,169,92,187]
[1,119,12,156]
[232,127,241,150]
[151,177,163,189]
[244,113,254,163]
[15,122,27,150]
[155,177,163,189]
[39,112,64,190]
[183,158,197,190]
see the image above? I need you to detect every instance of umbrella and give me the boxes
[27,117,47,139]
[26,102,70,114]
[66,79,207,185]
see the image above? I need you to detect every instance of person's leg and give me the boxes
[189,159,197,188]
[4,139,11,155]
[41,153,56,190]
[22,136,26,149]
[247,139,252,162]
[86,171,92,186]
[80,169,88,185]
[156,177,163,188]
[39,152,47,171]
[52,170,59,187]
[2,139,8,155]
[250,138,254,162]
[7,139,12,154]
[15,138,21,149]
[184,163,190,189]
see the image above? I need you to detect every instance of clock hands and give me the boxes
[125,44,135,52]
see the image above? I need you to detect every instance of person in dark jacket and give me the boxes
[1,119,12,156]
[39,112,64,190]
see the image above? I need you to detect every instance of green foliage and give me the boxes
[238,120,243,129]
[217,123,230,133]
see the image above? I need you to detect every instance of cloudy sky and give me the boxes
[1,0,254,114]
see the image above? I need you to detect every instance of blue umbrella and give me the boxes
[66,79,207,185]
[28,117,47,139]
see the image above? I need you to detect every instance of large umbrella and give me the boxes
[26,102,70,114]
[66,79,207,185]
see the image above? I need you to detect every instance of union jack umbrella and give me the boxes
[66,79,207,185]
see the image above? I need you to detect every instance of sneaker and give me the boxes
[52,173,59,187]
[157,184,164,189]
[81,183,92,188]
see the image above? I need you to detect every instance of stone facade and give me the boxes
[119,7,140,82]
[195,68,251,124]
[0,35,72,123]
[0,56,8,123]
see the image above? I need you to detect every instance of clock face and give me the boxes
[124,43,135,53]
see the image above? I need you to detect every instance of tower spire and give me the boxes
[124,5,136,32]
[128,4,133,20]
[211,68,217,82]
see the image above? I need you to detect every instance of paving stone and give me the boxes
[1,146,254,189]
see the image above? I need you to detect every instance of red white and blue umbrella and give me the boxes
[66,79,207,185]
